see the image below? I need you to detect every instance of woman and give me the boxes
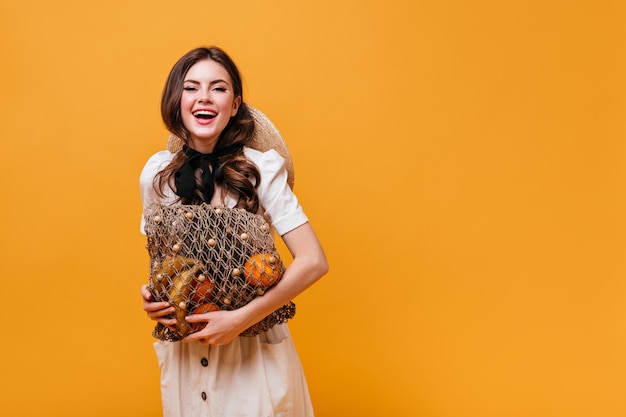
[139,46,328,417]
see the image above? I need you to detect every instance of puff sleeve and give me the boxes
[244,147,308,236]
[139,150,176,234]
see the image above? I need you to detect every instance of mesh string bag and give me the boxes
[144,204,296,341]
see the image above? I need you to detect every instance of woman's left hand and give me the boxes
[182,309,246,346]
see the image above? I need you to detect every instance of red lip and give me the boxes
[193,107,217,113]
[194,117,215,126]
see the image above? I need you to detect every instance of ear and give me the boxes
[231,96,241,117]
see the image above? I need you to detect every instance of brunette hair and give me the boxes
[154,46,260,212]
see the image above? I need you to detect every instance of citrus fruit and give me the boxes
[190,277,216,304]
[243,253,282,287]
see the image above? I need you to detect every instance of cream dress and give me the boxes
[140,147,315,417]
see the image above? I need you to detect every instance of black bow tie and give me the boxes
[174,143,243,202]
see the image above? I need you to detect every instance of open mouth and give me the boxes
[193,110,217,119]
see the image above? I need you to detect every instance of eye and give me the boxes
[213,86,227,92]
[183,85,197,91]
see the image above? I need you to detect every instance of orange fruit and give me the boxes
[189,302,220,332]
[244,253,282,287]
[190,277,216,304]
[191,302,220,314]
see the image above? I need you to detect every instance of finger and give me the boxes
[147,307,175,319]
[184,313,204,323]
[185,311,216,322]
[140,285,152,300]
[182,330,208,343]
[144,301,173,313]
[155,317,177,328]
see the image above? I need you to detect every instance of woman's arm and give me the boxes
[183,222,328,345]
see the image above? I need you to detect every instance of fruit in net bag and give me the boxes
[244,253,283,287]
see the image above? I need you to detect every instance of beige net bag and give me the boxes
[145,105,296,341]
[144,204,295,341]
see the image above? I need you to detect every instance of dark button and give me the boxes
[201,357,208,367]
[201,392,207,401]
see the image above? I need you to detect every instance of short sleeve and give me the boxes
[244,147,309,236]
[139,150,176,234]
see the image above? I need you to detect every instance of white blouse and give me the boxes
[139,146,308,236]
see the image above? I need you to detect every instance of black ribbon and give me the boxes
[174,143,243,202]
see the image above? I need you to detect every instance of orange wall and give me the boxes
[1,1,625,416]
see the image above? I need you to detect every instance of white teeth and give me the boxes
[193,110,217,117]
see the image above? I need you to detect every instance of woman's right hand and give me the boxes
[140,284,177,329]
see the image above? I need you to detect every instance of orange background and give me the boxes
[1,1,625,416]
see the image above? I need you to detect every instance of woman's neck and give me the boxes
[187,138,218,153]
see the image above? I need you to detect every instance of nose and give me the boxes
[198,91,212,103]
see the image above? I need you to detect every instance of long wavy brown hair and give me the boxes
[154,47,260,212]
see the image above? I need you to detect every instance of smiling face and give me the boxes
[180,59,241,153]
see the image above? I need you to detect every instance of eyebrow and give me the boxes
[183,78,231,86]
